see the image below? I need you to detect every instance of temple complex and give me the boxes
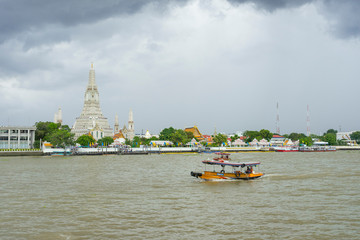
[113,109,135,141]
[71,64,113,140]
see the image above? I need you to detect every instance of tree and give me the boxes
[34,121,75,148]
[288,132,306,141]
[185,131,195,140]
[97,136,114,146]
[132,136,141,147]
[299,136,313,146]
[48,129,75,148]
[140,137,152,146]
[350,131,360,142]
[323,133,337,145]
[76,135,95,147]
[310,133,321,139]
[125,138,132,146]
[213,133,228,146]
[170,129,190,146]
[159,127,176,140]
[326,129,338,135]
[35,121,61,141]
[60,125,72,132]
[243,131,260,143]
[230,134,240,142]
[259,129,272,141]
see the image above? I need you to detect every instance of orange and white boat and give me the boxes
[191,153,264,181]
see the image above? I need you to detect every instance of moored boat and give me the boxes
[272,146,299,152]
[299,146,336,152]
[191,153,264,181]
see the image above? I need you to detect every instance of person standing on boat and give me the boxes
[245,166,253,174]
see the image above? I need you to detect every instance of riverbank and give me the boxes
[1,145,359,157]
[0,150,43,157]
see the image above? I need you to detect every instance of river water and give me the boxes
[1,151,359,239]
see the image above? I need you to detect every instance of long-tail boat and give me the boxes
[191,153,264,180]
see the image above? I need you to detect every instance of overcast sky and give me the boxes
[1,0,359,135]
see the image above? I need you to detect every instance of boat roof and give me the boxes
[214,152,230,155]
[202,160,260,167]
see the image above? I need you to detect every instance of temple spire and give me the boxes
[72,64,112,140]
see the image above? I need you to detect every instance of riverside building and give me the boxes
[71,64,113,140]
[0,126,36,149]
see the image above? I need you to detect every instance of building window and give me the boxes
[12,130,18,134]
[0,136,8,140]
[0,130,9,134]
[20,136,28,140]
[20,130,28,133]
[10,136,18,141]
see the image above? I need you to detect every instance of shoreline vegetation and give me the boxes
[1,122,359,156]
[33,122,360,148]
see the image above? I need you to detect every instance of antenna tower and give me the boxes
[276,102,280,134]
[306,104,310,137]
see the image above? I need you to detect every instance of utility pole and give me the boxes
[276,102,280,134]
[306,104,311,137]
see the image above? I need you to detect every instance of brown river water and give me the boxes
[1,151,359,239]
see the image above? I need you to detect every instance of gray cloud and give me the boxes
[227,0,360,38]
[1,0,360,134]
[320,0,360,38]
[0,0,188,43]
[1,0,360,44]
[227,0,313,11]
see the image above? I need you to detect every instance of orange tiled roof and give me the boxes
[113,130,125,140]
[185,126,204,140]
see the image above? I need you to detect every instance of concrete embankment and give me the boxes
[335,146,360,150]
[0,151,44,157]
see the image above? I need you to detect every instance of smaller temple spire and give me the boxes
[114,113,119,133]
[128,109,135,140]
[129,109,133,122]
[54,107,62,125]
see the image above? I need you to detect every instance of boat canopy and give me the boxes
[202,160,260,167]
[214,152,230,155]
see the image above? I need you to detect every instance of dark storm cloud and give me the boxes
[0,0,188,43]
[321,0,360,38]
[227,0,312,11]
[227,0,360,38]
[1,0,360,44]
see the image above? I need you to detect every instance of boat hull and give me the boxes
[191,171,263,180]
[275,149,299,152]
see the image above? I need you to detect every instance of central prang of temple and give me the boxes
[71,64,113,140]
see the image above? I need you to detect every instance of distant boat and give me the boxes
[299,146,336,152]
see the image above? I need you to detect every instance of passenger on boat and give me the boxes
[245,166,253,174]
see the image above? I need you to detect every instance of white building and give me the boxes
[336,131,354,141]
[72,64,113,139]
[0,126,36,149]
